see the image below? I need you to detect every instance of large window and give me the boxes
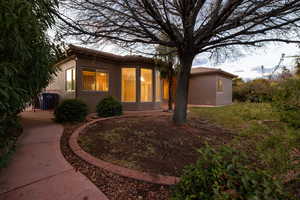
[163,79,169,99]
[155,71,161,102]
[82,69,109,91]
[122,68,136,102]
[141,68,153,102]
[66,68,75,91]
[217,79,224,92]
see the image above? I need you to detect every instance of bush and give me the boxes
[233,79,275,103]
[272,78,300,128]
[54,99,88,123]
[0,114,22,169]
[0,0,59,169]
[172,145,290,200]
[96,96,123,117]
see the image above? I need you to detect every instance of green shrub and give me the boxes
[272,78,300,128]
[0,114,22,169]
[172,145,290,200]
[96,96,123,117]
[0,0,59,168]
[233,79,275,103]
[54,99,88,123]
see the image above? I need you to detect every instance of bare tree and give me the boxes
[57,0,300,124]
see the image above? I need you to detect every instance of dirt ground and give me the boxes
[61,123,170,200]
[78,114,233,176]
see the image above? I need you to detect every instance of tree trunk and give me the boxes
[173,53,194,125]
[168,64,173,111]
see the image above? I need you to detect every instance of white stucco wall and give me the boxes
[45,59,76,101]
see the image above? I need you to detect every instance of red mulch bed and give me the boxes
[78,115,233,177]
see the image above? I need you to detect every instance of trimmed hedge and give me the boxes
[172,145,290,200]
[96,96,123,117]
[54,99,88,123]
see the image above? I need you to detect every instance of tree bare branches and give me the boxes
[57,0,300,124]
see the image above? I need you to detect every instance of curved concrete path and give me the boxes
[0,111,108,200]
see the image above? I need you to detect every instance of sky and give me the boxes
[192,43,300,80]
[53,30,299,81]
[91,42,300,80]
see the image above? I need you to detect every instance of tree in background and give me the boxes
[294,58,300,78]
[155,44,178,111]
[0,0,60,167]
[58,0,300,124]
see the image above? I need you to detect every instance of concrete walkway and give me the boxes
[0,111,108,200]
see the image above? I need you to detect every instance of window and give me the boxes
[82,69,109,91]
[217,79,224,92]
[122,68,136,102]
[66,68,75,91]
[163,79,169,99]
[141,68,153,102]
[155,71,161,102]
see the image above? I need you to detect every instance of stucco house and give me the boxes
[46,45,236,111]
[162,67,236,107]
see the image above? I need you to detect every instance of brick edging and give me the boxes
[69,114,180,185]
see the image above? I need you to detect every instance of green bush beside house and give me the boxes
[96,96,123,117]
[54,99,88,123]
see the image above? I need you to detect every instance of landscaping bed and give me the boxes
[61,123,170,200]
[78,114,233,177]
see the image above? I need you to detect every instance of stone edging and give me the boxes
[69,114,180,186]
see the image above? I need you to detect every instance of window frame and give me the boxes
[81,68,109,92]
[155,70,161,102]
[65,67,76,92]
[216,79,224,93]
[121,67,137,103]
[140,68,153,102]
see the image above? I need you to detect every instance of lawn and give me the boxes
[191,103,300,197]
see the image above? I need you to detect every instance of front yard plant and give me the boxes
[96,96,122,117]
[191,103,300,198]
[54,99,88,123]
[172,145,291,200]
[272,78,300,128]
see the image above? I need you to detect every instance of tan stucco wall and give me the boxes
[188,74,233,106]
[215,75,233,106]
[46,59,76,101]
[188,74,217,105]
[75,55,161,112]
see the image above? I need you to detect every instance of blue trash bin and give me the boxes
[41,93,59,110]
